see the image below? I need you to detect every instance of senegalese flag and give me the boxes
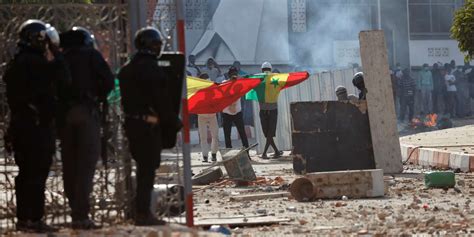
[245,71,310,103]
[187,76,261,114]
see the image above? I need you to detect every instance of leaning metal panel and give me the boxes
[0,2,132,232]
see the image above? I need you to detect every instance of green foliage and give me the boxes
[451,0,474,62]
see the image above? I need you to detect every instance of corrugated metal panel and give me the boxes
[253,68,358,154]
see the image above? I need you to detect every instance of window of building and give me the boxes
[409,0,464,39]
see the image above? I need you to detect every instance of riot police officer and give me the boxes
[118,27,180,226]
[2,19,69,233]
[58,27,114,229]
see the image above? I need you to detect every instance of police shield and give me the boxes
[158,52,185,148]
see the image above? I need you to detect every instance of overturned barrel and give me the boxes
[290,169,385,202]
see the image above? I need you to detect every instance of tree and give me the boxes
[451,0,474,62]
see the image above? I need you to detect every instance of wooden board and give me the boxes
[229,192,290,201]
[359,31,403,173]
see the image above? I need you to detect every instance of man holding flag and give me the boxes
[245,62,309,159]
[257,62,282,159]
[222,67,249,150]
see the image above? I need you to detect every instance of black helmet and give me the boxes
[71,26,95,48]
[18,19,48,51]
[134,27,165,57]
[45,23,60,47]
[352,71,365,89]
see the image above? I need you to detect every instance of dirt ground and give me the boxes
[192,157,474,236]
[2,119,474,236]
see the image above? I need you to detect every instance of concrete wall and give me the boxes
[409,40,474,66]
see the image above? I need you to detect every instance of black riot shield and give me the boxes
[158,52,185,149]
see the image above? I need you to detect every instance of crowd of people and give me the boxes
[186,56,283,162]
[187,56,474,164]
[390,60,474,122]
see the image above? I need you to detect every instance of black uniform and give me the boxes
[3,45,69,223]
[118,52,178,218]
[58,46,114,222]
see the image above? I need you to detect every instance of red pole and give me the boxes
[176,0,194,227]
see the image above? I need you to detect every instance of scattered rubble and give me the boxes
[191,162,474,235]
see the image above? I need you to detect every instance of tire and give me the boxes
[192,167,223,185]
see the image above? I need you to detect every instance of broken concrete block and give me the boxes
[290,169,384,201]
[192,167,223,185]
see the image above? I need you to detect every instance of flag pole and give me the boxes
[176,0,194,227]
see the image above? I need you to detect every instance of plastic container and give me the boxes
[424,171,455,188]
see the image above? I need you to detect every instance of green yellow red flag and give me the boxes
[245,71,310,103]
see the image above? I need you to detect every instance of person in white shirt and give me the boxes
[222,67,249,149]
[444,66,457,118]
[197,73,219,162]
[186,54,200,77]
[202,57,222,83]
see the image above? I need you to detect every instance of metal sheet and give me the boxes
[291,101,375,174]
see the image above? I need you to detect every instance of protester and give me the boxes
[398,68,416,122]
[394,62,403,79]
[417,63,433,114]
[259,62,282,159]
[197,72,220,162]
[335,86,349,101]
[232,60,247,76]
[467,63,474,115]
[444,66,457,118]
[232,61,254,126]
[203,57,223,83]
[431,63,444,113]
[222,67,249,149]
[186,54,200,77]
[454,65,469,117]
[450,59,456,71]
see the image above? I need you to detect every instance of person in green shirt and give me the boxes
[417,63,434,114]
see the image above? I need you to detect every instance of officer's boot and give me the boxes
[202,156,208,163]
[211,153,217,162]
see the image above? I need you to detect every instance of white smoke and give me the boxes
[291,1,374,68]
